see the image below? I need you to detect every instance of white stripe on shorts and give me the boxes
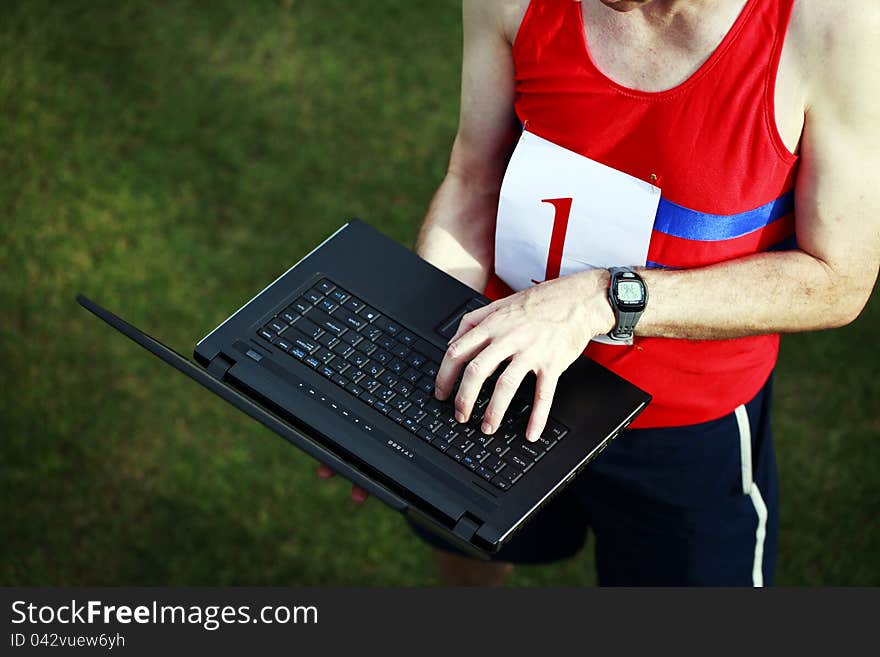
[734,404,767,587]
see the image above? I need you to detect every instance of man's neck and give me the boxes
[584,0,750,91]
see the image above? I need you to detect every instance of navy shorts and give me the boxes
[408,374,779,586]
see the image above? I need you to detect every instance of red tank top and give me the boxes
[485,0,799,428]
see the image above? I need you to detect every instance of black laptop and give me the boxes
[78,219,650,557]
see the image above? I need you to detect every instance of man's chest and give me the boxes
[504,0,805,155]
[497,0,802,273]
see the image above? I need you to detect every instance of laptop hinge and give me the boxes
[207,353,235,379]
[451,513,482,543]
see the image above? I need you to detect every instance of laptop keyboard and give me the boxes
[256,277,568,491]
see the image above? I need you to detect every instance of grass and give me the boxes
[1,0,877,586]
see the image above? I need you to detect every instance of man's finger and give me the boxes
[447,303,497,344]
[317,463,336,478]
[453,339,516,423]
[434,323,492,399]
[526,371,559,442]
[481,358,529,434]
[351,486,369,504]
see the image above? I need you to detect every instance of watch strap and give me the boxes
[608,309,639,341]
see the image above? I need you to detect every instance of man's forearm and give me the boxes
[415,170,499,292]
[630,249,876,340]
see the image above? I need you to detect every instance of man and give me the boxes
[320,0,879,585]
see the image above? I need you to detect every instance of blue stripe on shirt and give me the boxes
[653,190,794,242]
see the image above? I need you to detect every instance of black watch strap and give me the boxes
[607,266,647,343]
[609,308,641,342]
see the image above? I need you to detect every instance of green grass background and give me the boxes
[1,0,877,586]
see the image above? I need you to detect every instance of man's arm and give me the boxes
[436,3,880,440]
[634,4,880,339]
[414,0,522,291]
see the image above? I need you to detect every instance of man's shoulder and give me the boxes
[789,0,879,98]
[464,0,531,44]
[791,0,880,40]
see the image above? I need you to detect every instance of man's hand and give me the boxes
[316,464,370,504]
[434,269,615,442]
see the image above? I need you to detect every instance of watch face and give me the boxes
[617,280,644,304]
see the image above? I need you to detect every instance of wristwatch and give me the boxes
[606,267,648,342]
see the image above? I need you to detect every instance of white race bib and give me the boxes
[494,130,661,345]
